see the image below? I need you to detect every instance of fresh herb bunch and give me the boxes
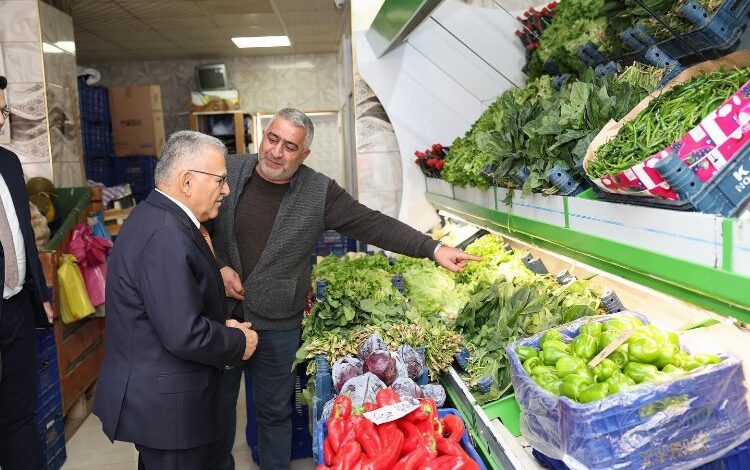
[589,67,750,178]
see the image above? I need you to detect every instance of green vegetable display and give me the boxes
[588,67,750,178]
[521,318,724,403]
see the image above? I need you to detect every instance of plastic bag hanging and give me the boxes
[66,222,113,306]
[57,254,95,323]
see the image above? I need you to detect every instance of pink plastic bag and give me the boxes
[66,223,113,306]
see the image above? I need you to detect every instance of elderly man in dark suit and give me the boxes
[93,130,258,470]
[0,75,55,470]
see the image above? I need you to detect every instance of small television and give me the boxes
[196,63,229,91]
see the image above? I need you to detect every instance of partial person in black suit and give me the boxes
[0,75,55,470]
[92,130,258,470]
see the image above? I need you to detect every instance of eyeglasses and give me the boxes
[1,106,9,119]
[188,169,227,186]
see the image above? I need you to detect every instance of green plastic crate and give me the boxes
[483,394,522,437]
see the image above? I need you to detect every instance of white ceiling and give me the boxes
[71,0,345,62]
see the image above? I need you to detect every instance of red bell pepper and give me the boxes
[333,395,353,419]
[397,420,423,455]
[324,437,335,466]
[359,423,404,470]
[393,447,432,470]
[328,418,346,453]
[363,402,378,412]
[440,415,464,443]
[435,438,468,458]
[354,417,383,457]
[375,388,400,407]
[334,441,363,469]
[417,455,480,470]
[339,415,362,448]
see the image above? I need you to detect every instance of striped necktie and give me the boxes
[0,195,18,289]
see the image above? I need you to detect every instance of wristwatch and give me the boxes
[433,242,445,259]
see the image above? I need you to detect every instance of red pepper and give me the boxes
[364,402,378,412]
[440,415,464,443]
[354,417,382,457]
[376,388,400,407]
[334,395,353,419]
[328,418,346,453]
[397,420,423,455]
[334,441,363,469]
[316,465,332,470]
[435,438,468,458]
[393,447,431,470]
[324,437,335,466]
[360,423,404,470]
[418,455,480,470]
[339,415,361,448]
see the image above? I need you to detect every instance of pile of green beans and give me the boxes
[588,67,750,179]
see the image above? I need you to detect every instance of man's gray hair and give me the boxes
[266,108,314,149]
[154,130,227,184]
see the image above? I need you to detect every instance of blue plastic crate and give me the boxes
[506,313,750,470]
[36,329,59,399]
[112,156,157,201]
[78,78,111,123]
[315,408,487,469]
[81,123,114,158]
[315,231,358,257]
[35,387,62,426]
[85,155,113,185]
[36,403,64,451]
[244,365,313,463]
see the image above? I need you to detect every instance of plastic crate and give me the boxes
[315,231,358,257]
[506,313,750,469]
[36,329,59,399]
[112,156,157,202]
[482,394,522,437]
[81,123,114,157]
[85,155,113,186]
[78,77,110,123]
[315,408,487,469]
[244,365,313,463]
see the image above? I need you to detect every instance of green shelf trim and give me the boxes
[723,218,734,272]
[563,196,570,228]
[426,192,750,322]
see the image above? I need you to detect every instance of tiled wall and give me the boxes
[86,53,340,138]
[0,0,51,181]
[354,74,402,218]
[40,1,85,187]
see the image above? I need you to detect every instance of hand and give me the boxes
[434,246,482,273]
[220,267,245,300]
[43,301,54,324]
[226,320,258,360]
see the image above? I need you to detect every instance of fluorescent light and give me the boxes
[55,41,76,54]
[231,36,290,48]
[42,42,63,53]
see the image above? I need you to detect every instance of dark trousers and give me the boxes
[0,288,44,470]
[216,327,300,470]
[136,441,215,470]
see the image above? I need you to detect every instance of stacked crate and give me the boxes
[35,328,66,470]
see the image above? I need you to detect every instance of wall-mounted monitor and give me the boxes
[196,63,229,91]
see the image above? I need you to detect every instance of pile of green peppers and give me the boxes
[515,316,722,404]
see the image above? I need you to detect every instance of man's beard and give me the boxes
[259,157,293,181]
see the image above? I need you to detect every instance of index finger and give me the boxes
[459,253,482,261]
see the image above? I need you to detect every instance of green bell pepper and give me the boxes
[603,317,641,333]
[523,357,543,375]
[541,339,570,353]
[579,322,602,341]
[540,379,562,395]
[579,383,610,403]
[628,337,661,364]
[609,349,628,369]
[593,358,617,382]
[515,346,539,363]
[567,368,595,385]
[667,332,680,349]
[531,365,556,377]
[571,334,598,361]
[662,364,686,375]
[694,354,721,366]
[555,355,587,378]
[635,325,667,343]
[655,343,678,370]
[540,329,563,346]
[559,374,590,400]
[605,371,632,394]
[624,362,659,384]
[533,372,559,387]
[598,329,620,352]
[541,347,570,367]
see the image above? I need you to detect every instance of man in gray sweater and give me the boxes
[211,108,478,470]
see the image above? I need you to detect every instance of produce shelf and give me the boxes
[424,178,750,322]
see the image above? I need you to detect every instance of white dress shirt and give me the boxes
[0,173,26,299]
[155,189,200,229]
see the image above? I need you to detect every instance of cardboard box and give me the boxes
[108,85,165,157]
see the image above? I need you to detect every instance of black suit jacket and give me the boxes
[0,146,49,326]
[93,190,246,450]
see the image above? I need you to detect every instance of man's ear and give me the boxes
[178,170,193,196]
[299,148,311,163]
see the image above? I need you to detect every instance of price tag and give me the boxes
[588,329,634,368]
[363,397,420,425]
